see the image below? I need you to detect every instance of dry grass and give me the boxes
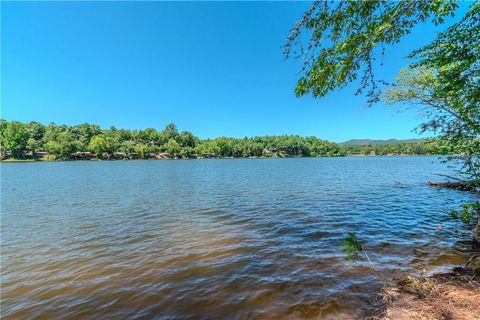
[379,267,480,320]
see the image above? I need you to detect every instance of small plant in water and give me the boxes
[340,232,376,272]
[450,202,480,223]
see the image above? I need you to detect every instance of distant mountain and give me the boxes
[339,138,424,146]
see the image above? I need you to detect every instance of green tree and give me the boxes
[386,3,480,181]
[195,140,220,156]
[27,138,40,156]
[0,119,6,132]
[45,141,61,156]
[285,0,459,104]
[134,144,149,159]
[119,140,136,154]
[43,123,64,145]
[179,131,197,148]
[180,146,195,158]
[286,1,478,183]
[215,137,235,157]
[0,121,29,158]
[45,132,79,159]
[163,123,179,141]
[89,135,111,157]
[27,121,46,144]
[0,119,451,161]
[137,128,160,143]
[70,123,101,148]
[164,138,181,156]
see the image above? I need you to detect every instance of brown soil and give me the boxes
[377,266,480,320]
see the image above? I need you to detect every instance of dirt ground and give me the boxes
[378,265,480,320]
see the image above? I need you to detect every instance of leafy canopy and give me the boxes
[386,3,480,180]
[0,121,29,158]
[284,0,458,105]
[286,0,479,183]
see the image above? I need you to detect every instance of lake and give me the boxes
[1,157,478,319]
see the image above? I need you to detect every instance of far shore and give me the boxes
[1,154,443,163]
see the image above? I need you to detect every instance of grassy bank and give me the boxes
[379,266,480,320]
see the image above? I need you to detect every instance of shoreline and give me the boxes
[1,154,444,163]
[375,223,480,320]
[377,265,480,320]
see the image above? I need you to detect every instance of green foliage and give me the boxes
[340,232,377,273]
[70,123,102,147]
[287,2,478,225]
[195,140,220,156]
[26,121,46,141]
[164,139,181,156]
[340,232,363,265]
[89,135,111,156]
[450,202,480,223]
[285,0,458,104]
[163,123,179,141]
[178,131,197,148]
[287,1,478,179]
[44,131,79,159]
[134,144,149,159]
[119,140,136,154]
[27,138,39,155]
[0,121,29,158]
[44,141,61,156]
[0,119,452,160]
[342,139,449,156]
[386,3,480,181]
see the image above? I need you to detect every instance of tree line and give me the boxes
[286,1,479,182]
[0,120,450,160]
[342,142,448,156]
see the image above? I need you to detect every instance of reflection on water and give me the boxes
[1,157,478,319]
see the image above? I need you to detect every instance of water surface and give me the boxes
[1,157,478,319]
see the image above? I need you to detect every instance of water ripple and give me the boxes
[1,157,478,319]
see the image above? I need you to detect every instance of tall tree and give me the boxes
[0,121,29,158]
[164,138,181,156]
[386,3,480,180]
[286,0,478,182]
[163,123,179,141]
[89,135,111,157]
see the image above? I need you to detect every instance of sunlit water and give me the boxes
[1,157,478,319]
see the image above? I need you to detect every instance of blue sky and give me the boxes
[0,1,470,142]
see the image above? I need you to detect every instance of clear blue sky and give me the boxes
[0,1,470,142]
